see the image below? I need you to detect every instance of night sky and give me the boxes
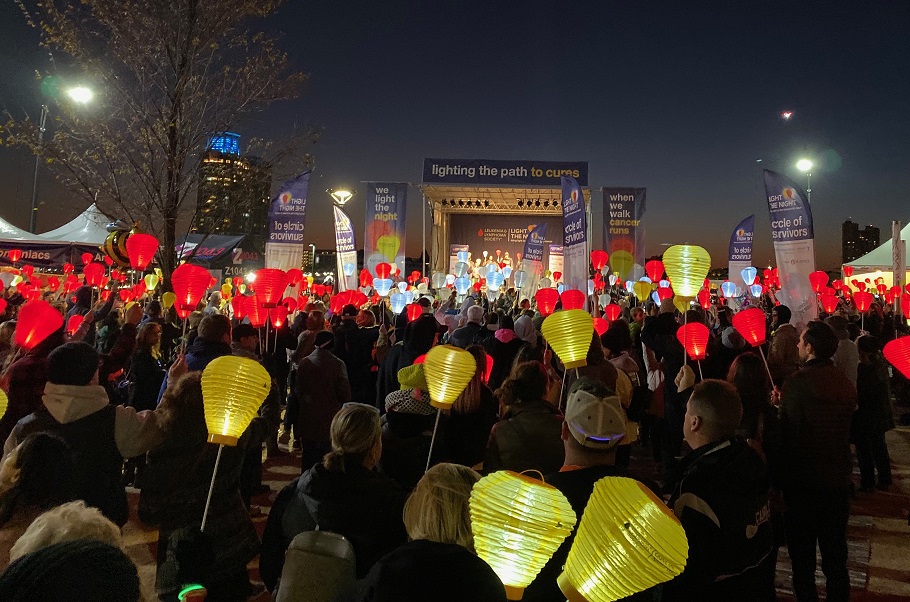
[1,1,909,269]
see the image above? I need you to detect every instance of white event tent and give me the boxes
[845,221,910,287]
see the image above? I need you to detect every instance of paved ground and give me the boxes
[123,416,910,600]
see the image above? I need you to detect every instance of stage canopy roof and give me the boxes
[39,203,113,245]
[0,217,45,241]
[846,221,910,271]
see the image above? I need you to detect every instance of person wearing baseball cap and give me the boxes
[523,377,659,602]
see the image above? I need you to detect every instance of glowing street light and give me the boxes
[66,86,94,104]
[796,158,813,204]
[329,188,353,206]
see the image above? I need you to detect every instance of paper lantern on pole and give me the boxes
[732,307,767,347]
[542,309,594,369]
[125,233,159,271]
[375,262,392,279]
[854,291,873,313]
[83,262,106,288]
[590,250,609,272]
[254,268,289,308]
[558,477,688,602]
[842,265,854,278]
[470,471,577,601]
[172,264,211,312]
[535,288,559,316]
[593,317,608,336]
[884,337,910,379]
[269,305,289,328]
[697,289,711,309]
[406,303,422,322]
[423,345,476,409]
[808,271,828,294]
[201,356,270,447]
[662,245,711,298]
[561,289,586,311]
[66,314,84,336]
[7,249,22,264]
[14,300,64,351]
[676,322,710,361]
[820,294,839,314]
[632,281,651,301]
[604,303,622,322]
[246,295,267,328]
[80,252,93,265]
[656,286,674,301]
[645,260,664,283]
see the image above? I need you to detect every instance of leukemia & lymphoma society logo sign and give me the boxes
[278,191,302,211]
[563,188,580,213]
[782,187,798,201]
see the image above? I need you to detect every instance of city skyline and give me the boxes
[0,1,908,270]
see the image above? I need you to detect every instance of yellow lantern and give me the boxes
[471,471,577,600]
[0,389,7,420]
[144,273,159,291]
[558,477,688,602]
[161,291,176,309]
[423,345,475,409]
[541,309,593,369]
[662,245,710,298]
[632,281,651,301]
[200,355,271,446]
[673,295,694,315]
[220,283,233,299]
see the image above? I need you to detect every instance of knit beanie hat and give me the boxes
[0,538,140,601]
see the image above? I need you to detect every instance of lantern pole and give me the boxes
[180,317,189,355]
[756,346,776,389]
[425,409,441,473]
[200,444,224,532]
[696,360,704,381]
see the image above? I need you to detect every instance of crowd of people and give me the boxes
[0,279,903,601]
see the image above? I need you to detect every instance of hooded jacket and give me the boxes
[259,461,407,590]
[665,438,773,598]
[0,328,65,445]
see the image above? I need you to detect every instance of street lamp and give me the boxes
[796,158,813,204]
[328,188,353,206]
[29,85,94,233]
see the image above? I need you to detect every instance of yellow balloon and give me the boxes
[632,281,651,301]
[144,274,159,290]
[663,245,710,298]
[200,355,271,446]
[376,234,401,262]
[542,309,594,369]
[423,345,476,409]
[471,471,577,600]
[558,477,688,601]
[161,291,176,309]
[673,295,694,314]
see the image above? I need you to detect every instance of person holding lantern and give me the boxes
[65,285,117,348]
[778,320,857,602]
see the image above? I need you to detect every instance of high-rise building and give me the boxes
[195,132,271,248]
[842,220,880,264]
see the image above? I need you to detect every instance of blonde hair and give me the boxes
[323,403,381,471]
[402,463,480,552]
[10,500,122,561]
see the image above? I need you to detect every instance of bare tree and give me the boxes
[3,0,313,279]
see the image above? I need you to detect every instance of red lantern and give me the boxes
[359,269,373,288]
[298,294,310,309]
[842,265,854,278]
[697,289,711,310]
[853,291,873,313]
[353,292,368,308]
[902,295,910,317]
[100,290,111,301]
[125,233,159,271]
[820,294,839,314]
[561,289,586,311]
[483,353,494,384]
[269,305,289,328]
[118,289,133,303]
[535,288,559,316]
[732,307,767,347]
[876,283,887,295]
[884,337,910,379]
[590,250,609,271]
[325,284,334,295]
[254,268,289,308]
[80,252,93,265]
[808,271,828,294]
[62,262,74,274]
[20,265,34,278]
[7,249,22,264]
[604,303,622,322]
[0,299,7,315]
[231,295,247,319]
[676,322,710,361]
[657,286,674,301]
[46,277,60,292]
[313,283,326,297]
[299,279,309,292]
[83,262,106,288]
[175,307,191,319]
[553,271,562,282]
[286,268,303,286]
[14,300,63,351]
[246,295,267,328]
[232,276,243,288]
[593,317,608,336]
[102,256,114,267]
[406,303,422,322]
[472,282,482,292]
[171,263,212,311]
[66,314,84,336]
[282,297,297,313]
[375,262,392,279]
[645,260,664,282]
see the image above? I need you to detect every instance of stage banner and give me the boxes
[423,158,588,187]
[333,206,357,292]
[265,171,310,271]
[0,242,92,270]
[561,176,588,293]
[728,215,755,289]
[365,182,407,276]
[519,223,548,297]
[763,169,817,329]
[548,245,564,284]
[602,187,646,281]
